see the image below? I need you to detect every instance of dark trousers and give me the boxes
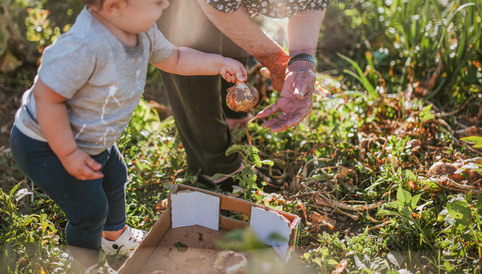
[157,0,248,176]
[10,126,127,251]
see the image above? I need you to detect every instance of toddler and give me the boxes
[10,0,247,272]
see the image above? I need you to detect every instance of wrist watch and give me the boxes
[287,53,318,67]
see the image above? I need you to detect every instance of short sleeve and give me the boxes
[146,24,174,64]
[38,34,96,99]
[204,0,333,18]
[205,0,243,13]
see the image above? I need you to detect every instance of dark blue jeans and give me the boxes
[10,126,127,252]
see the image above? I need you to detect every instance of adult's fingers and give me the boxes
[257,103,280,119]
[260,67,271,79]
[265,110,306,133]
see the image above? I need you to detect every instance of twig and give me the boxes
[302,158,334,180]
[290,191,320,198]
[437,93,479,117]
[368,220,391,231]
[171,169,184,185]
[312,203,359,221]
[315,194,385,212]
[334,208,359,221]
[245,115,258,146]
[431,177,482,193]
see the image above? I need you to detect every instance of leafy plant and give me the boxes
[0,183,71,273]
[211,144,274,198]
[377,185,434,250]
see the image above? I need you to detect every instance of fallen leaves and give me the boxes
[425,158,482,193]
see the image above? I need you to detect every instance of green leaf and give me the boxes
[400,207,413,219]
[377,209,401,217]
[241,168,256,185]
[338,53,377,99]
[226,144,244,156]
[397,185,412,206]
[252,153,262,168]
[402,170,417,181]
[209,173,226,181]
[260,160,274,166]
[326,259,339,266]
[461,136,482,148]
[447,200,472,227]
[9,182,22,198]
[463,64,478,85]
[175,241,188,252]
[385,201,400,209]
[411,194,421,210]
[477,193,482,212]
[418,105,434,122]
[313,257,322,267]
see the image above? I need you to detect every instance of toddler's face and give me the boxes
[123,0,170,33]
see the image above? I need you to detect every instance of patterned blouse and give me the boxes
[205,0,332,18]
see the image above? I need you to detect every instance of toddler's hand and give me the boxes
[59,148,104,181]
[219,57,247,83]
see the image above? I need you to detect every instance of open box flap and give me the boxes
[171,190,220,231]
[250,206,292,260]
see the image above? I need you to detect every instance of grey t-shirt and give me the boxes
[14,7,173,155]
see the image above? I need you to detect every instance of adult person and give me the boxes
[157,0,331,191]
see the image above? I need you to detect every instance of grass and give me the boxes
[1,0,482,273]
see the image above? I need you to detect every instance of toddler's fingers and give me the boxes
[84,158,104,179]
[85,157,102,171]
[236,66,247,82]
[225,73,234,83]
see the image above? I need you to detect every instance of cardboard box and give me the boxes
[118,184,301,274]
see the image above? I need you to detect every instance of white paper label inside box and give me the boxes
[171,191,220,231]
[170,191,292,259]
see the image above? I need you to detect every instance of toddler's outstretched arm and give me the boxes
[152,46,247,83]
[33,79,104,181]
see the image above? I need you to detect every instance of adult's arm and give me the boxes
[196,0,289,91]
[196,1,327,132]
[258,9,326,132]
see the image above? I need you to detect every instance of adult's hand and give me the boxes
[259,53,289,92]
[257,60,316,132]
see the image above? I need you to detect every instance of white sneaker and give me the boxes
[101,226,147,256]
[85,262,117,274]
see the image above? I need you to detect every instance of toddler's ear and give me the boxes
[103,0,128,16]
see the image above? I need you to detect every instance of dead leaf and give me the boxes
[310,212,336,231]
[153,198,168,212]
[450,163,482,182]
[428,162,457,177]
[331,258,348,274]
